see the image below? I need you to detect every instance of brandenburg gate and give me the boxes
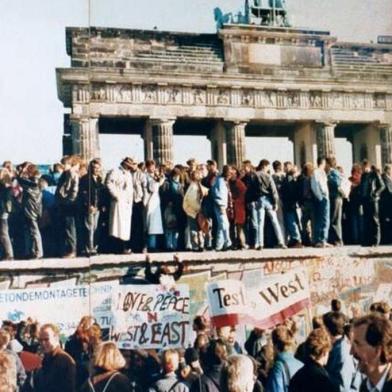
[56,10,392,168]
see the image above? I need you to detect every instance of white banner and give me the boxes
[111,284,190,349]
[206,280,247,327]
[0,281,117,337]
[246,268,311,328]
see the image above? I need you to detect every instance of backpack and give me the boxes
[87,371,119,392]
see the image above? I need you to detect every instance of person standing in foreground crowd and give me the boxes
[222,354,256,392]
[351,315,392,392]
[80,341,131,392]
[289,328,339,392]
[266,326,303,392]
[150,349,189,392]
[34,324,76,392]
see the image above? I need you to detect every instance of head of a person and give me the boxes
[257,159,270,173]
[331,299,342,312]
[161,349,180,374]
[284,161,293,173]
[145,159,156,173]
[312,316,324,330]
[121,157,136,172]
[89,159,101,177]
[222,354,255,392]
[351,315,392,376]
[305,328,331,365]
[197,163,208,178]
[207,160,218,174]
[323,311,346,338]
[326,156,337,170]
[193,315,208,333]
[61,155,81,172]
[25,163,40,179]
[94,341,126,371]
[271,325,294,353]
[170,166,182,181]
[317,156,326,169]
[272,160,282,173]
[185,347,200,370]
[2,161,13,173]
[39,324,61,354]
[216,326,232,341]
[242,160,253,174]
[384,164,392,177]
[0,169,12,187]
[186,158,198,172]
[370,302,391,320]
[0,329,11,351]
[362,159,371,173]
[222,165,232,180]
[75,316,96,342]
[190,170,202,183]
[302,162,314,177]
[52,162,64,174]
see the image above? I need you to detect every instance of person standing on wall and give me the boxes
[105,157,134,254]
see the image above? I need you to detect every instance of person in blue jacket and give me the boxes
[266,325,303,392]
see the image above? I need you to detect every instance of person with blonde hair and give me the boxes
[222,354,255,392]
[80,341,131,392]
[0,350,17,392]
[65,316,101,388]
[150,349,189,392]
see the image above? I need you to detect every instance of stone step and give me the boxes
[134,52,223,63]
[128,56,224,67]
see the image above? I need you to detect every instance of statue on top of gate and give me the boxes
[214,0,290,29]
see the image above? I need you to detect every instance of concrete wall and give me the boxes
[2,247,392,327]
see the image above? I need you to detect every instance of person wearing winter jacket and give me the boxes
[17,163,43,259]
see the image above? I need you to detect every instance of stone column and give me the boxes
[316,121,337,159]
[352,123,382,168]
[210,121,227,169]
[143,120,153,161]
[225,121,247,166]
[293,122,318,166]
[150,119,175,165]
[69,115,100,161]
[380,124,392,166]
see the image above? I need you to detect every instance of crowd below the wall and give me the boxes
[1,299,392,391]
[0,154,391,260]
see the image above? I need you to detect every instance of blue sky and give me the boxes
[0,0,391,170]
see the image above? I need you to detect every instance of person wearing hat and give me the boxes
[105,158,134,254]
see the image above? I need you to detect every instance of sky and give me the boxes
[0,0,392,169]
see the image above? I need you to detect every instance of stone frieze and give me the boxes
[73,83,390,111]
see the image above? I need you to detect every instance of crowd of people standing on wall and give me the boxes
[1,299,392,391]
[0,154,391,260]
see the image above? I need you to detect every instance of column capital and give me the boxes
[223,119,249,126]
[315,120,338,128]
[149,118,176,126]
[378,123,392,130]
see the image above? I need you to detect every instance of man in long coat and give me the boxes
[105,157,134,253]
